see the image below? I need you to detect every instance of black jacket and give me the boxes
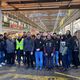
[44,39,54,56]
[66,34,73,51]
[35,38,44,51]
[73,39,79,52]
[0,39,5,51]
[53,38,60,51]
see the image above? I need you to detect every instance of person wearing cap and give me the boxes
[15,34,24,67]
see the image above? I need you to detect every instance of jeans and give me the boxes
[35,51,43,68]
[54,51,59,66]
[25,51,34,67]
[16,50,23,64]
[67,49,72,67]
[7,53,15,65]
[45,56,54,69]
[62,54,69,69]
[0,51,5,64]
[72,51,79,67]
[43,54,46,67]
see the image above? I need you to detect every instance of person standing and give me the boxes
[72,36,79,69]
[24,32,34,68]
[60,35,68,71]
[35,33,44,70]
[44,34,55,70]
[66,30,73,68]
[0,34,5,67]
[6,35,15,66]
[15,34,24,67]
[53,33,60,67]
[42,36,47,67]
[3,33,8,64]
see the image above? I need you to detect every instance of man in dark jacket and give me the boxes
[6,35,15,65]
[0,34,5,67]
[44,34,55,70]
[35,33,44,70]
[3,33,8,63]
[65,30,73,68]
[53,33,60,66]
[24,32,34,68]
[72,36,79,68]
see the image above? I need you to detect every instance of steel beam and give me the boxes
[2,4,80,11]
[55,9,80,32]
[7,0,72,4]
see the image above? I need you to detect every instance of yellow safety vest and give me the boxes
[16,39,24,50]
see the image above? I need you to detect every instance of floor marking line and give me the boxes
[55,71,80,80]
[0,69,16,73]
[0,72,80,80]
[0,73,14,79]
[0,73,67,80]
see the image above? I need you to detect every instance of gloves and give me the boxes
[15,51,17,54]
[45,53,48,56]
[31,52,33,55]
[24,52,26,55]
[51,53,54,56]
[36,48,40,51]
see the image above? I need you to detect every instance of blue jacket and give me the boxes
[24,37,34,52]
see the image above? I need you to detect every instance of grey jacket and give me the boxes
[6,39,15,53]
[60,41,67,55]
[24,37,34,52]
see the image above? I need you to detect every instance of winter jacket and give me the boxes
[73,39,79,52]
[53,38,60,51]
[66,34,73,51]
[44,39,55,56]
[6,39,15,53]
[24,37,34,52]
[34,38,44,51]
[0,40,5,51]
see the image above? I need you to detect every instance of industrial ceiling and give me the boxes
[0,0,80,31]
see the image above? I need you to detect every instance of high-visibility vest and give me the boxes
[16,39,24,50]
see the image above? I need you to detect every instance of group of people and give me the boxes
[0,30,80,71]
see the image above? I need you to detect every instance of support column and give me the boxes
[70,22,74,35]
[0,8,2,32]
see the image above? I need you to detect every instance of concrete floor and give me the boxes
[0,65,80,80]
